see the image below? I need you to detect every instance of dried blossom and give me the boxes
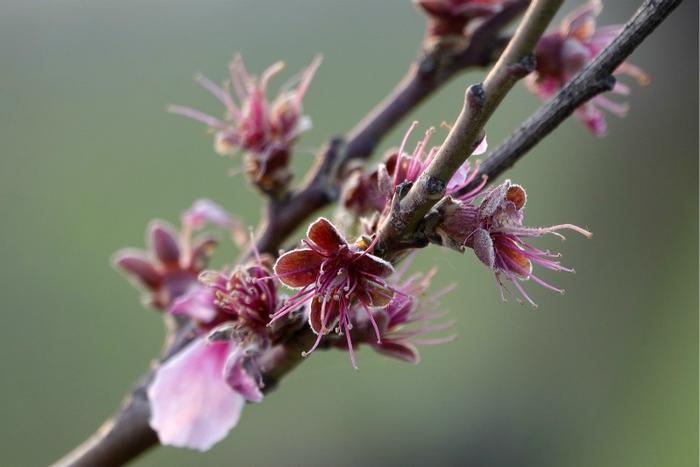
[113,220,216,309]
[341,122,487,220]
[170,55,321,191]
[439,180,592,306]
[271,217,395,368]
[147,251,279,451]
[526,0,649,135]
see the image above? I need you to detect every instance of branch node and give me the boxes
[422,174,447,199]
[596,75,617,92]
[466,83,486,109]
[508,53,536,79]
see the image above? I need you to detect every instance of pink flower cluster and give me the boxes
[170,55,321,190]
[438,180,592,306]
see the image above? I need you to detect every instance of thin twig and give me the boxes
[457,0,684,193]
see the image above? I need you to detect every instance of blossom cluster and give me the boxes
[107,0,646,454]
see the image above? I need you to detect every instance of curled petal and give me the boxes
[113,250,160,288]
[274,248,322,288]
[505,184,527,210]
[373,340,420,364]
[225,352,263,403]
[148,338,244,451]
[306,217,346,253]
[149,221,181,265]
[309,296,339,334]
[472,228,495,268]
[355,253,395,279]
[169,285,217,323]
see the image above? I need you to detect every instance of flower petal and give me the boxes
[505,184,527,210]
[306,217,346,253]
[309,296,339,334]
[479,180,510,218]
[274,248,322,288]
[225,352,264,403]
[361,281,395,308]
[472,228,495,269]
[373,340,420,364]
[149,221,181,265]
[113,250,160,288]
[148,338,244,451]
[561,0,601,41]
[182,199,238,231]
[169,285,217,323]
[355,253,395,278]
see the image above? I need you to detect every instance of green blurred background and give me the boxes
[1,1,697,465]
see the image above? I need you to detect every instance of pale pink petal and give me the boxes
[225,351,263,403]
[182,199,238,230]
[472,135,488,156]
[148,338,244,451]
[169,285,217,323]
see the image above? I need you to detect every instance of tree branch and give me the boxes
[458,0,684,193]
[375,0,563,256]
[254,0,530,256]
[54,7,527,465]
[53,1,681,465]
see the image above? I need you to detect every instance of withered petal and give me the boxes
[306,217,346,253]
[274,248,322,288]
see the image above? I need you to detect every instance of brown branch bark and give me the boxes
[52,0,681,465]
[456,0,684,194]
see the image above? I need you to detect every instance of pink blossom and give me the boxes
[439,180,592,306]
[147,252,277,450]
[113,220,217,309]
[169,56,321,188]
[526,0,649,136]
[416,0,504,36]
[271,217,395,369]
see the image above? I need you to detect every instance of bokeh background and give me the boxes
[1,1,697,466]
